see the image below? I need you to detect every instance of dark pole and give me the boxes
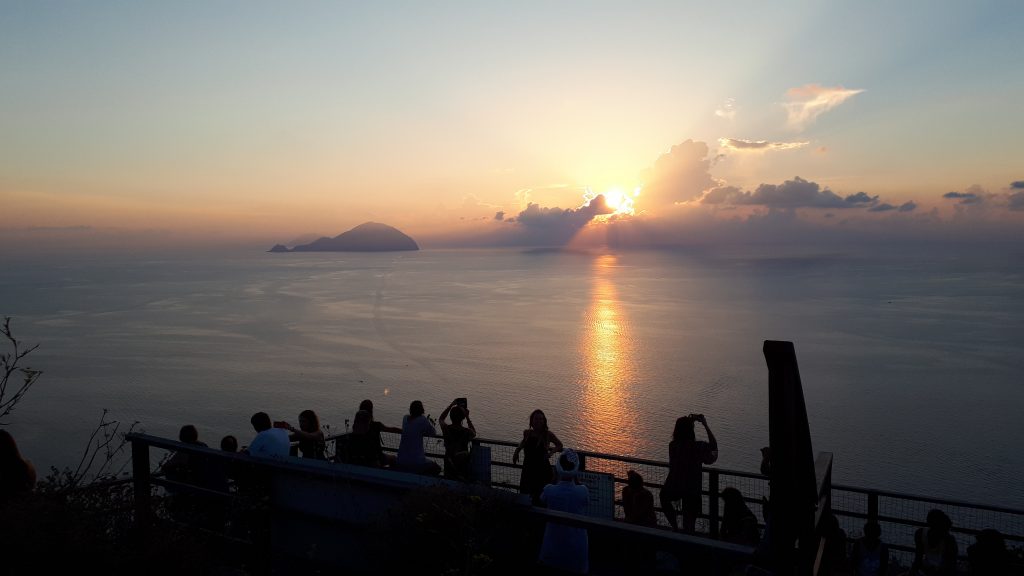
[131,436,152,539]
[764,340,819,575]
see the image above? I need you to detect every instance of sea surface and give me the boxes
[2,246,1023,508]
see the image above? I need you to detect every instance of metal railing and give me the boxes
[129,430,1022,571]
[361,431,1023,569]
[127,433,756,574]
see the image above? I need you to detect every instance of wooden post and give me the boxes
[764,340,820,576]
[708,469,720,538]
[131,437,151,538]
[868,491,879,525]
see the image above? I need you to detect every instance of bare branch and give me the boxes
[0,316,42,422]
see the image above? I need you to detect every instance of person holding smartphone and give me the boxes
[439,398,476,480]
[659,414,718,532]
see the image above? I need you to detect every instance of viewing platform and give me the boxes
[123,342,1024,574]
[127,430,1024,575]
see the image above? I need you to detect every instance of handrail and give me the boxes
[137,431,1024,566]
[831,482,1024,516]
[128,433,758,573]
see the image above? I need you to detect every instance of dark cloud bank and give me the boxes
[422,145,1024,249]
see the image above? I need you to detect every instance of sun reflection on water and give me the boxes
[576,254,641,456]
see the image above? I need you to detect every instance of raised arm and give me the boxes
[700,414,716,450]
[698,415,718,463]
[439,401,456,432]
[465,409,477,438]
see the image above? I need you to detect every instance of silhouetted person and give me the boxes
[513,409,563,506]
[0,430,36,502]
[285,409,326,460]
[220,435,238,452]
[396,400,441,475]
[967,528,1010,575]
[759,446,771,477]
[163,425,225,526]
[538,450,589,575]
[910,509,957,576]
[850,520,888,576]
[720,487,760,546]
[660,414,717,532]
[215,434,240,489]
[246,412,290,459]
[355,399,400,467]
[622,470,656,527]
[163,424,208,485]
[439,399,476,480]
[348,410,379,466]
[821,514,850,575]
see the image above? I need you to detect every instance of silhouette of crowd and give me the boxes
[5,401,1022,576]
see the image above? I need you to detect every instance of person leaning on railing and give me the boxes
[283,409,326,460]
[396,400,441,476]
[351,399,401,468]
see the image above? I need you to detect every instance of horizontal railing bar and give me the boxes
[150,477,234,499]
[831,483,1024,516]
[528,507,755,557]
[146,432,1024,541]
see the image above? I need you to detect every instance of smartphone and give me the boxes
[273,421,289,429]
[455,397,468,409]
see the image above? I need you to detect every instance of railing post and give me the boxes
[867,491,879,525]
[708,469,720,538]
[577,452,587,472]
[131,437,151,538]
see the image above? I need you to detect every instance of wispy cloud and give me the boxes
[868,203,897,212]
[714,98,736,120]
[718,138,809,152]
[783,84,864,131]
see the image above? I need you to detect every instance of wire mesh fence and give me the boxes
[375,431,1024,567]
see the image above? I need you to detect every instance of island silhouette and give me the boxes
[269,222,419,252]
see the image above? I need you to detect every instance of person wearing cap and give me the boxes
[538,449,589,574]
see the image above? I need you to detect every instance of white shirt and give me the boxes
[248,427,291,459]
[397,414,436,467]
[539,480,590,574]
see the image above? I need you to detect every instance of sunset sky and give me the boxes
[2,2,1022,251]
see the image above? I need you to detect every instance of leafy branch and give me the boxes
[1,316,42,423]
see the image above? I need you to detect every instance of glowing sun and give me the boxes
[587,187,639,217]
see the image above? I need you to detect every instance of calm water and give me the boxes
[2,247,1023,507]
